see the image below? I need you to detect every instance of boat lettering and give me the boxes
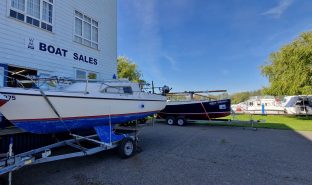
[73,53,98,65]
[35,41,97,66]
[39,42,68,57]
[219,104,226,110]
[3,94,16,101]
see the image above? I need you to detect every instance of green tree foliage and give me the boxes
[262,31,312,95]
[230,90,263,104]
[117,56,143,83]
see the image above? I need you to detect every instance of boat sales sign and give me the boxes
[25,38,98,65]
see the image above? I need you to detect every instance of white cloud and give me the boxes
[262,0,294,18]
[162,54,180,72]
[121,1,184,83]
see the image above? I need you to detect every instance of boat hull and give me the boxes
[233,106,285,115]
[12,111,158,134]
[158,99,231,120]
[0,91,165,134]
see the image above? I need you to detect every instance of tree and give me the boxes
[230,90,263,104]
[117,56,143,83]
[261,31,312,95]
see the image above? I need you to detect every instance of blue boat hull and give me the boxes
[12,111,157,134]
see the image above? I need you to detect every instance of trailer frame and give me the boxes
[0,125,140,178]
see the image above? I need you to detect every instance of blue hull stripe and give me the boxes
[12,112,157,134]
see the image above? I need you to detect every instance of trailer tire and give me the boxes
[166,116,175,125]
[119,138,136,159]
[177,117,186,126]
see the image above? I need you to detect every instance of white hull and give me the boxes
[284,107,312,115]
[236,106,285,115]
[0,81,166,133]
[0,91,165,121]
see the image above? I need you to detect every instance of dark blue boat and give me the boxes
[158,99,231,125]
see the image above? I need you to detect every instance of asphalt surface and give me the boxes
[3,122,312,185]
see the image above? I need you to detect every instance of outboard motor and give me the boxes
[161,85,171,95]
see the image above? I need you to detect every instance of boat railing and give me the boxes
[1,69,151,95]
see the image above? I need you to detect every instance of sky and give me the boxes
[117,0,312,93]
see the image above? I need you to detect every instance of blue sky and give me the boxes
[118,0,312,93]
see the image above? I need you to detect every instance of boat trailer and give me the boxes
[0,123,145,183]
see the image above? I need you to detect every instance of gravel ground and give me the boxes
[3,122,312,185]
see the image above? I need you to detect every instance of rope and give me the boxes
[2,69,72,134]
[38,88,72,134]
[200,102,211,120]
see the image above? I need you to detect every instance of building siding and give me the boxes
[0,0,117,80]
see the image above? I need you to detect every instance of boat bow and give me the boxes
[0,94,8,107]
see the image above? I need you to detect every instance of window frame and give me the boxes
[10,0,25,15]
[75,69,98,81]
[7,0,54,32]
[101,86,133,95]
[26,0,40,19]
[41,0,53,25]
[74,10,99,50]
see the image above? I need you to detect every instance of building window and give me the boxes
[76,69,98,81]
[76,70,86,80]
[74,11,99,49]
[11,0,25,11]
[9,0,53,32]
[88,72,97,80]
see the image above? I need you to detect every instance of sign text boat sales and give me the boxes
[39,42,98,65]
[27,38,98,66]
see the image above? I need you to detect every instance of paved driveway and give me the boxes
[4,122,312,185]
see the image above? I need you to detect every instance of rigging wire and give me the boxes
[2,69,73,134]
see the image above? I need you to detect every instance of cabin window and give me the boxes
[74,10,99,49]
[123,87,133,94]
[101,86,133,94]
[9,0,53,32]
[103,87,122,94]
[303,100,310,106]
[295,100,303,106]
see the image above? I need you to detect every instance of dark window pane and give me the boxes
[123,87,133,94]
[10,10,17,18]
[26,16,32,24]
[41,22,47,29]
[17,13,24,21]
[47,25,52,32]
[33,19,39,27]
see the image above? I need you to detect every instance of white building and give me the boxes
[0,0,117,87]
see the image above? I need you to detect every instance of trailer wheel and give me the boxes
[166,116,175,125]
[119,138,136,159]
[177,117,186,126]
